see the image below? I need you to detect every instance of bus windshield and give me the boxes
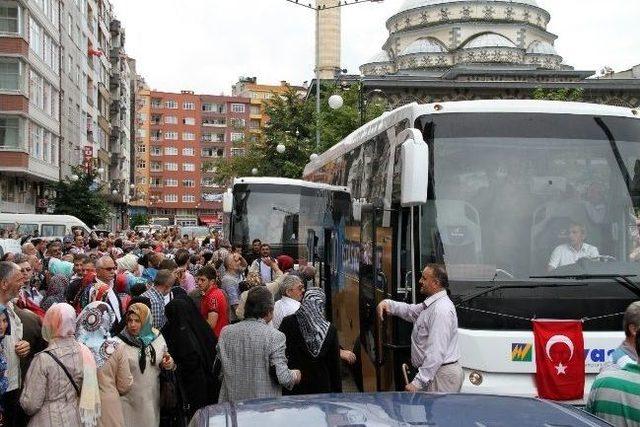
[417,113,640,327]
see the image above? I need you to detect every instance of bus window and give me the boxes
[41,224,67,237]
[16,224,38,235]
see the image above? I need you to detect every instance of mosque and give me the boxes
[349,0,640,108]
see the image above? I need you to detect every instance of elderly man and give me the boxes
[272,274,304,329]
[83,256,123,325]
[20,242,36,257]
[220,253,246,320]
[1,261,43,426]
[217,286,301,402]
[377,264,462,393]
[141,269,174,329]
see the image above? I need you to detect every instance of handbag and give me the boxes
[159,368,179,411]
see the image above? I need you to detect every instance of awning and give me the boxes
[199,215,221,225]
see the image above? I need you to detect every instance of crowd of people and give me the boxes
[0,229,353,426]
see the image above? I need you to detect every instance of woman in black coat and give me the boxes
[162,296,219,417]
[279,288,342,395]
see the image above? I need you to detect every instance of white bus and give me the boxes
[303,100,640,402]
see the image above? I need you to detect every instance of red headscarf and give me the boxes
[276,255,295,272]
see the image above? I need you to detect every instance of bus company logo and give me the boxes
[511,343,533,362]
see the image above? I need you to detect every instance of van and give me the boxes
[0,214,91,240]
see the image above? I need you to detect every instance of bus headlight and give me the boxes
[469,371,483,386]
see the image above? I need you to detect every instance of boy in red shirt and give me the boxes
[196,264,229,338]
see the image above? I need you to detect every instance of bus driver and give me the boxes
[548,222,599,271]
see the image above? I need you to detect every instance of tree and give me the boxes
[532,87,584,102]
[53,166,111,228]
[208,83,388,184]
[130,213,149,229]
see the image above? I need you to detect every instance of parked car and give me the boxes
[0,214,91,240]
[189,393,610,427]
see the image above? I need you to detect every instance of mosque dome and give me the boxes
[526,40,558,55]
[462,33,517,49]
[366,50,392,64]
[400,38,448,55]
[397,0,540,14]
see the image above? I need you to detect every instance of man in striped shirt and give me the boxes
[586,333,640,425]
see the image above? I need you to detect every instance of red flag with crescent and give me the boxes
[532,319,585,400]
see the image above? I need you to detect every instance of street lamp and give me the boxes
[283,0,384,150]
[251,168,258,176]
[276,143,286,154]
[129,184,135,190]
[70,174,79,182]
[328,94,343,110]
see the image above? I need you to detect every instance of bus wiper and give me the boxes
[531,273,640,298]
[458,282,587,305]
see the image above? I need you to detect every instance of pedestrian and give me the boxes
[0,304,10,423]
[272,274,304,329]
[196,265,228,338]
[116,303,175,427]
[244,239,262,267]
[40,274,68,312]
[587,332,640,425]
[377,264,463,392]
[142,252,164,283]
[162,297,219,418]
[609,301,640,369]
[81,256,124,329]
[220,253,245,321]
[76,302,133,427]
[141,269,174,330]
[19,303,101,427]
[250,244,276,284]
[217,286,301,402]
[279,288,342,395]
[174,249,196,294]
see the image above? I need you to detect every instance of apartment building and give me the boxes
[0,0,61,213]
[134,90,251,226]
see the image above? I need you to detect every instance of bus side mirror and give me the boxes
[400,129,429,206]
[222,189,233,214]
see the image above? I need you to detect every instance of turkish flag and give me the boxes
[532,319,585,400]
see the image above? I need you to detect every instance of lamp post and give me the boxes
[283,0,384,151]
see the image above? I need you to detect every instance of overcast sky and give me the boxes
[110,0,640,94]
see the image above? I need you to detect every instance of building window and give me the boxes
[183,117,195,125]
[182,179,195,188]
[164,100,177,109]
[150,177,162,187]
[164,115,177,124]
[151,98,162,108]
[231,132,244,143]
[150,146,161,156]
[164,146,178,155]
[136,176,146,184]
[150,161,162,171]
[231,103,246,113]
[164,179,178,187]
[183,101,195,110]
[182,194,195,203]
[182,163,195,172]
[164,131,178,140]
[136,144,147,153]
[182,147,194,156]
[230,118,245,128]
[182,132,195,141]
[230,148,245,157]
[164,194,178,203]
[165,162,178,171]
[202,103,225,113]
[250,105,261,115]
[0,5,20,34]
[136,160,146,169]
[0,116,21,149]
[0,58,21,91]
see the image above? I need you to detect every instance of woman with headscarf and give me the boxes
[116,303,175,426]
[279,288,342,395]
[20,303,101,427]
[48,258,74,279]
[162,297,219,418]
[76,302,133,427]
[41,274,69,311]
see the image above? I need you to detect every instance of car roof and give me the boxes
[192,392,608,426]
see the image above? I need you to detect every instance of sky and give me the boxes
[110,0,640,95]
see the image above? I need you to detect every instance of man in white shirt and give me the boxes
[377,264,463,393]
[272,274,304,329]
[90,256,123,325]
[548,223,599,271]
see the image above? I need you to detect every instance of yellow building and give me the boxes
[130,87,151,209]
[231,78,306,141]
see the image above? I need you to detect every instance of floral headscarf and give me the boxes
[296,288,330,358]
[42,302,77,342]
[76,302,120,369]
[48,258,74,278]
[41,274,69,312]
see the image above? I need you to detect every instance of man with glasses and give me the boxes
[272,275,305,329]
[82,256,123,327]
[14,254,42,307]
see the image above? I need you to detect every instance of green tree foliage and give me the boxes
[532,87,585,102]
[208,83,388,184]
[53,167,111,228]
[130,213,149,228]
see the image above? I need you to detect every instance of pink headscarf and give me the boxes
[42,303,77,342]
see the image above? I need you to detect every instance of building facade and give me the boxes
[133,89,251,226]
[0,0,61,214]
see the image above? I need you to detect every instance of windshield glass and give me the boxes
[415,113,640,329]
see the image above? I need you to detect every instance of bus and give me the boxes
[227,177,349,264]
[303,100,640,401]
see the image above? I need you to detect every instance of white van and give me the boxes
[0,214,91,240]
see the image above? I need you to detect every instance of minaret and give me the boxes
[316,0,341,80]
